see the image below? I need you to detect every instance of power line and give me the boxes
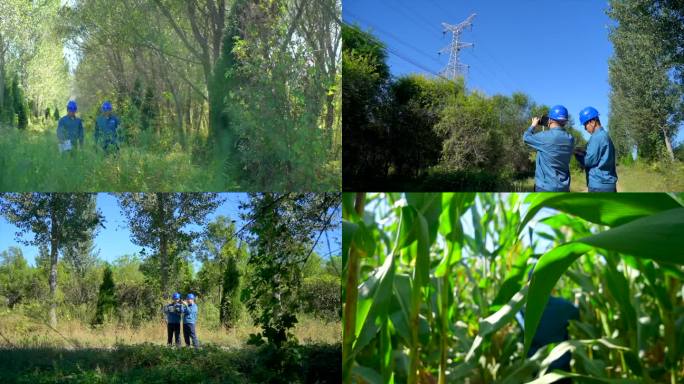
[344,12,443,67]
[382,0,443,35]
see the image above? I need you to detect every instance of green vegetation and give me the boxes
[608,0,683,163]
[0,0,341,191]
[0,343,340,384]
[343,193,684,383]
[342,0,684,191]
[0,193,342,383]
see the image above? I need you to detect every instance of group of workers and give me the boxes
[56,100,121,153]
[524,105,618,192]
[163,292,200,348]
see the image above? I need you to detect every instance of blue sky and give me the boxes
[344,0,684,144]
[0,194,342,268]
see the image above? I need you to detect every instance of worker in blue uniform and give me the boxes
[523,105,575,192]
[574,107,618,192]
[57,100,84,152]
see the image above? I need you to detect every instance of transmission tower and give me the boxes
[439,13,476,81]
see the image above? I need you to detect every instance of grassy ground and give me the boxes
[0,343,340,383]
[0,313,341,383]
[0,125,340,191]
[0,125,235,192]
[517,162,684,192]
[0,312,340,349]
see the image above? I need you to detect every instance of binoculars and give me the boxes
[538,115,549,127]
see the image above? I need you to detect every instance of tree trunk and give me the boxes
[48,200,59,328]
[157,193,169,295]
[662,127,675,161]
[0,37,5,111]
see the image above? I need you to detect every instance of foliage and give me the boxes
[117,193,222,294]
[46,0,340,191]
[92,264,116,325]
[0,193,103,327]
[607,0,683,162]
[0,127,245,192]
[0,343,341,384]
[242,193,341,347]
[0,247,40,308]
[300,275,341,322]
[221,253,242,329]
[341,26,588,191]
[342,24,391,183]
[342,192,684,384]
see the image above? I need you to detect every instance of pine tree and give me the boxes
[220,254,241,328]
[93,265,117,325]
[17,100,28,129]
[53,107,60,121]
[140,86,156,131]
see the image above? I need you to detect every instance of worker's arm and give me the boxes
[523,126,548,152]
[56,119,65,142]
[582,134,603,169]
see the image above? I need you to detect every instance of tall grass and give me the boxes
[0,125,340,191]
[0,126,237,191]
[0,311,340,349]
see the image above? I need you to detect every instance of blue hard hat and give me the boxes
[548,105,568,121]
[172,292,181,300]
[67,100,78,112]
[186,293,195,300]
[579,106,600,126]
[101,101,112,112]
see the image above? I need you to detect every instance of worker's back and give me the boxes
[528,296,579,371]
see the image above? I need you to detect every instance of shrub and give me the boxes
[300,275,340,322]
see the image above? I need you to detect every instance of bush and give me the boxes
[300,276,340,322]
[0,342,341,383]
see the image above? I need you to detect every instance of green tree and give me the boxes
[389,75,462,177]
[0,193,102,327]
[608,0,682,161]
[117,193,221,295]
[62,202,100,306]
[241,193,340,347]
[0,247,34,307]
[140,85,156,131]
[197,215,244,328]
[92,264,116,325]
[342,24,391,186]
[220,253,241,329]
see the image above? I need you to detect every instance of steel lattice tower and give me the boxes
[439,13,476,81]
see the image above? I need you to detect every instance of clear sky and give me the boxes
[0,194,342,268]
[344,0,684,144]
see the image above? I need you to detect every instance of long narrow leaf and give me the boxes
[525,208,684,354]
[519,193,681,235]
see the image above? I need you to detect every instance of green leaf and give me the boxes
[519,193,681,234]
[526,371,640,384]
[491,247,533,308]
[406,192,441,244]
[466,285,528,361]
[354,251,396,353]
[413,210,431,289]
[524,242,594,353]
[579,208,684,261]
[352,364,383,384]
[525,208,684,355]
